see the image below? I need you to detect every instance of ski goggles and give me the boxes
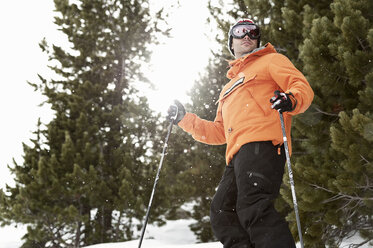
[230,24,260,39]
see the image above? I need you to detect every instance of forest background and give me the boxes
[0,0,372,248]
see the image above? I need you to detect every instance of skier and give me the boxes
[168,19,314,248]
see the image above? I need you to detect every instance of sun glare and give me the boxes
[145,0,212,115]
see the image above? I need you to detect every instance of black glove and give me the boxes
[270,90,297,113]
[167,100,186,124]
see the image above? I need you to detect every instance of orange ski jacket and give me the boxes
[178,43,314,165]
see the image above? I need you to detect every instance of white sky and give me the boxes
[0,0,215,246]
[0,1,214,187]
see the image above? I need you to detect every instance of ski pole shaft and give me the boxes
[279,112,304,248]
[138,117,176,248]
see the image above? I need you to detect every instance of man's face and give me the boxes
[231,35,258,58]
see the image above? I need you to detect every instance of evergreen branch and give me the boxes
[356,37,368,51]
[314,107,339,116]
[309,183,373,204]
[292,151,310,155]
[360,155,371,165]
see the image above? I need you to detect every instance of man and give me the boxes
[168,19,314,248]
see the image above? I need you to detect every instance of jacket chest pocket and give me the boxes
[218,74,257,103]
[219,75,263,123]
[218,75,256,119]
[245,81,281,116]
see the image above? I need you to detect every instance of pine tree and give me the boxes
[0,0,168,247]
[295,0,373,246]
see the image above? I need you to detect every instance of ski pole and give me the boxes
[138,105,179,248]
[279,112,304,248]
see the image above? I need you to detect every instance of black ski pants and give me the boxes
[210,141,296,248]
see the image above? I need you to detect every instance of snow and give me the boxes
[0,225,27,248]
[137,219,198,245]
[85,240,220,248]
[83,219,220,248]
[81,219,372,248]
[0,219,371,248]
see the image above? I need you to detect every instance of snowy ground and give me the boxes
[85,240,221,248]
[83,218,221,248]
[0,219,371,247]
[82,219,372,248]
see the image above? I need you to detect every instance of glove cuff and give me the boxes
[287,92,297,112]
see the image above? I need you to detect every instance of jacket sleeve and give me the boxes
[268,54,314,115]
[177,103,226,145]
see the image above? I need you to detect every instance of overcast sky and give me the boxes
[0,0,214,247]
[0,0,214,187]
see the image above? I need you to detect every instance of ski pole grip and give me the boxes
[170,104,179,124]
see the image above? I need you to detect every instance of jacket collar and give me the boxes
[226,43,277,79]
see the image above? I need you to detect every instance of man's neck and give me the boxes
[235,46,265,59]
